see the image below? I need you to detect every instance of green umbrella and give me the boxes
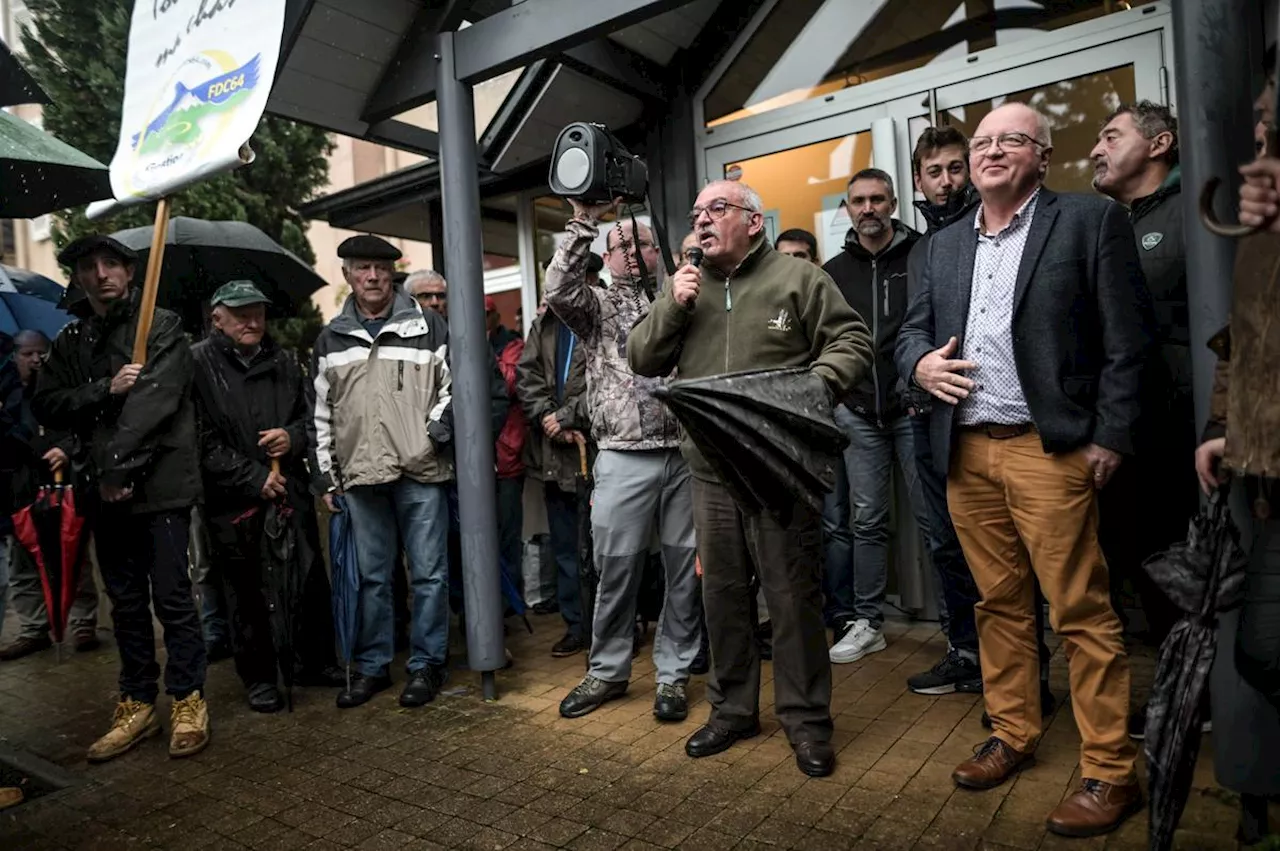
[0,109,111,218]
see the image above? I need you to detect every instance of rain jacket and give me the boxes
[544,218,680,452]
[0,366,75,531]
[309,290,453,492]
[191,330,312,522]
[823,220,920,423]
[33,289,201,514]
[517,310,590,492]
[491,325,526,479]
[628,235,874,483]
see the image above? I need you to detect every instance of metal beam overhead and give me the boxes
[274,0,317,86]
[453,0,703,84]
[560,38,669,101]
[360,2,465,123]
[365,120,440,157]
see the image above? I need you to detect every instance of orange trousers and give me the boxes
[947,429,1137,784]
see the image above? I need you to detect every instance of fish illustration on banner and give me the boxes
[88,1,285,219]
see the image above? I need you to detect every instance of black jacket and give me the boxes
[823,220,920,422]
[0,367,75,532]
[895,188,1155,474]
[191,331,313,521]
[1130,167,1191,399]
[33,290,201,514]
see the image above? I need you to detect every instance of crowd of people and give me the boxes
[1,78,1278,840]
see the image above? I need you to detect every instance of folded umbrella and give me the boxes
[0,265,64,304]
[10,472,87,649]
[0,109,111,218]
[109,217,328,330]
[0,289,73,339]
[231,466,302,711]
[1143,487,1248,851]
[329,493,359,692]
[653,367,847,516]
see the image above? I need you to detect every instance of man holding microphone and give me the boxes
[629,180,873,777]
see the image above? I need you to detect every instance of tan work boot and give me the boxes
[169,691,210,758]
[0,786,24,810]
[86,697,160,763]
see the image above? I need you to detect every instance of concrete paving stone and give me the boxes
[525,815,590,846]
[525,790,587,817]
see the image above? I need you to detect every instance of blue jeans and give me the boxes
[837,406,933,629]
[545,482,583,637]
[345,478,449,676]
[821,460,854,628]
[910,414,979,653]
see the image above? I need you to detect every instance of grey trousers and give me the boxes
[588,449,699,685]
[3,534,98,640]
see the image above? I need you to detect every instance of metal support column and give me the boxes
[436,30,503,700]
[515,192,540,337]
[1172,0,1258,435]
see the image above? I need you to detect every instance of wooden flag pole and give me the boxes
[131,196,172,365]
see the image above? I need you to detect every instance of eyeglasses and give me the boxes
[607,238,656,253]
[688,198,756,227]
[968,132,1044,155]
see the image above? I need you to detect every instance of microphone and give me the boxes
[686,247,704,268]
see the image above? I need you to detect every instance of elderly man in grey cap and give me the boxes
[311,234,456,710]
[34,234,210,762]
[191,281,342,713]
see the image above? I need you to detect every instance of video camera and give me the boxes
[548,123,648,204]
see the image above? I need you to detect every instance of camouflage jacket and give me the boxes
[543,218,680,452]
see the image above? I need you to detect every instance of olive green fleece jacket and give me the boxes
[627,235,874,483]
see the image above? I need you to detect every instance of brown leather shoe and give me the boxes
[1046,779,1143,837]
[952,737,1034,790]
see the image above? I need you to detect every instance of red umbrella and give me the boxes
[10,470,87,644]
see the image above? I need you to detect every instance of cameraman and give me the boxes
[543,199,700,725]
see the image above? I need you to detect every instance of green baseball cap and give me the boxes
[210,280,271,308]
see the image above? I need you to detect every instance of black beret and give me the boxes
[337,234,402,261]
[57,234,138,268]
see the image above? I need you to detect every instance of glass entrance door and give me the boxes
[928,31,1166,198]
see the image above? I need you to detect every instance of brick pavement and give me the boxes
[0,614,1249,850]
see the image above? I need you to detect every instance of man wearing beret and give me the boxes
[310,235,455,709]
[34,234,210,761]
[191,281,342,713]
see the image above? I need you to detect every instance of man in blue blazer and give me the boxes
[895,102,1154,838]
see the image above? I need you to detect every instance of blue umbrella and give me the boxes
[0,289,72,338]
[328,494,359,692]
[0,265,64,304]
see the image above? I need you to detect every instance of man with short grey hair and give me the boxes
[405,270,448,317]
[897,102,1151,835]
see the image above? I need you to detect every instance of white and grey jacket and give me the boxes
[309,291,453,492]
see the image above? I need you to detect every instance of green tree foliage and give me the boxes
[20,0,334,352]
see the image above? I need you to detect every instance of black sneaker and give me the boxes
[336,671,392,709]
[907,648,981,695]
[533,600,560,615]
[551,631,584,658]
[400,664,447,707]
[559,676,627,718]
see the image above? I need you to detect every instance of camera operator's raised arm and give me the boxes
[543,198,616,343]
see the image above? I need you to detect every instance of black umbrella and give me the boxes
[653,367,848,516]
[1142,487,1248,851]
[108,217,328,329]
[232,461,301,711]
[574,436,597,655]
[0,40,49,108]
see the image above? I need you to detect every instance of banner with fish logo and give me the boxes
[88,0,286,219]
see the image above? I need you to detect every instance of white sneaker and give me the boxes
[829,619,886,664]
